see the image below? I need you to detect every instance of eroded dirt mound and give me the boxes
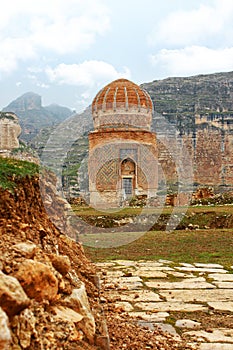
[0,174,103,349]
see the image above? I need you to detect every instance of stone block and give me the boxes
[0,271,30,316]
[14,259,58,301]
[0,307,11,350]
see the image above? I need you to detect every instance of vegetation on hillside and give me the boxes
[0,157,39,190]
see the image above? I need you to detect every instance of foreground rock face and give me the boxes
[0,174,105,349]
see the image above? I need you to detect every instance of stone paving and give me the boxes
[96,260,233,349]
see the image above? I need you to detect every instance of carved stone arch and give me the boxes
[121,157,136,176]
[121,158,136,197]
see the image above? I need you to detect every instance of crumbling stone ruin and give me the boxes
[0,112,21,154]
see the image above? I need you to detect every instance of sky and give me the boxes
[1,0,233,112]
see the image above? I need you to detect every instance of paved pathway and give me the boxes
[97,260,233,350]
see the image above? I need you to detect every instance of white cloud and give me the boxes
[150,46,233,77]
[45,60,131,111]
[0,0,110,74]
[45,60,131,87]
[148,0,233,48]
[0,38,36,74]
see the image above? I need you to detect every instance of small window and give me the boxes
[123,177,132,195]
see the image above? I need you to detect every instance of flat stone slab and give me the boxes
[199,343,233,350]
[158,259,173,264]
[209,273,233,281]
[96,262,116,268]
[107,276,142,282]
[159,289,233,302]
[175,319,201,329]
[134,266,174,271]
[129,311,169,322]
[179,263,195,267]
[133,270,167,278]
[167,271,195,278]
[136,261,165,267]
[184,328,233,343]
[212,282,233,289]
[155,323,179,337]
[104,270,124,277]
[115,260,137,266]
[114,301,134,312]
[105,281,143,290]
[145,277,216,290]
[176,267,228,273]
[194,263,224,269]
[105,290,162,302]
[134,301,208,312]
[208,301,233,312]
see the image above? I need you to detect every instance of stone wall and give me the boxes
[157,118,233,191]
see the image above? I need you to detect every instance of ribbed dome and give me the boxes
[92,79,153,131]
[92,78,153,114]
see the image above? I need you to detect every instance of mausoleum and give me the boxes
[88,78,158,208]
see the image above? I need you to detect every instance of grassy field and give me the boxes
[83,227,233,269]
[75,204,233,268]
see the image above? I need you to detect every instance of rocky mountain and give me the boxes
[2,92,74,142]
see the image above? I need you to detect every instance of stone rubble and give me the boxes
[97,259,233,349]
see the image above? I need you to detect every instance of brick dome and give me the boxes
[92,79,153,130]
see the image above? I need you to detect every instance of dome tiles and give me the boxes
[92,79,153,130]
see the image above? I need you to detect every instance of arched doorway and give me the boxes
[121,158,136,198]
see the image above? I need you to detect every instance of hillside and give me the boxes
[2,92,74,142]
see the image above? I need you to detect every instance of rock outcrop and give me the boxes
[0,170,109,349]
[143,71,233,191]
[0,112,21,153]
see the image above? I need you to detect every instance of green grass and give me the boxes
[0,157,39,190]
[83,228,233,268]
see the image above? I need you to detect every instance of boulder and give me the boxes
[0,271,30,316]
[0,307,11,349]
[62,282,96,343]
[12,242,37,259]
[14,259,58,302]
[49,254,71,276]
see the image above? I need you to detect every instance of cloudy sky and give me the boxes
[1,0,233,112]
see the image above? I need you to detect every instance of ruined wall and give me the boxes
[157,116,233,191]
[0,113,21,151]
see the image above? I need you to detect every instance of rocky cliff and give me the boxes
[142,71,233,134]
[142,72,233,191]
[0,159,109,349]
